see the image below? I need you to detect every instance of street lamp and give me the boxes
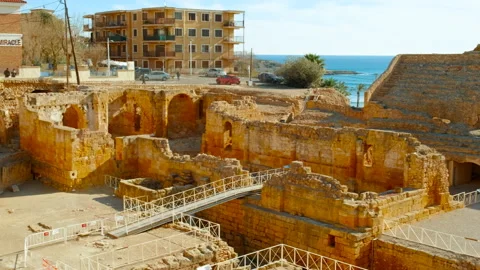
[189,40,192,75]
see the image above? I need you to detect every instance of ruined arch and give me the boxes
[167,94,196,139]
[62,105,87,129]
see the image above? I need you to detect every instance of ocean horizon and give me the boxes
[256,55,395,107]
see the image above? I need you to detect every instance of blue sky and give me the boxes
[22,0,480,55]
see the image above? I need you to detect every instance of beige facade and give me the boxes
[83,7,244,73]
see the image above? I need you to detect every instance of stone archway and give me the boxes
[452,162,480,186]
[62,105,87,129]
[167,94,196,139]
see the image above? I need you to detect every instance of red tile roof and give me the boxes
[0,0,27,3]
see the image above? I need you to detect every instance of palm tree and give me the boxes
[304,53,325,69]
[356,84,366,107]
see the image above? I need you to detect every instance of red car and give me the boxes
[216,75,241,85]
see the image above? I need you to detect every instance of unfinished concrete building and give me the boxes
[1,50,480,270]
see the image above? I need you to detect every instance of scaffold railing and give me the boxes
[123,195,149,211]
[452,189,480,206]
[81,222,220,270]
[24,219,105,267]
[113,167,288,233]
[210,244,368,270]
[383,219,480,257]
[172,213,221,240]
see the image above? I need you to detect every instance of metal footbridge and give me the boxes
[108,168,288,238]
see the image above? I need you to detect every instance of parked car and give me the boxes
[216,75,241,85]
[206,68,227,77]
[144,71,170,81]
[258,72,284,84]
[135,68,151,79]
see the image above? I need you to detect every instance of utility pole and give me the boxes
[189,40,193,75]
[64,2,69,88]
[107,38,111,76]
[64,0,80,85]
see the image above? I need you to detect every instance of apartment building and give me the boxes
[83,7,245,73]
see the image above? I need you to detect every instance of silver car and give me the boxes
[206,68,226,77]
[144,71,170,81]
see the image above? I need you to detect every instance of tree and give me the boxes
[356,84,366,107]
[84,44,106,71]
[304,53,325,69]
[320,78,350,96]
[276,57,324,88]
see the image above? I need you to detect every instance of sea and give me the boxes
[256,55,394,107]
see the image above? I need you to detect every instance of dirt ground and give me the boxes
[0,180,213,269]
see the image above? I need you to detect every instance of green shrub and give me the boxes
[276,57,324,88]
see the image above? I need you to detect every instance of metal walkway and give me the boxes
[108,168,288,238]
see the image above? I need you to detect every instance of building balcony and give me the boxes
[223,51,244,60]
[143,18,175,26]
[143,51,176,58]
[223,21,244,28]
[83,24,92,32]
[143,35,175,42]
[95,21,127,28]
[95,35,127,42]
[223,36,244,44]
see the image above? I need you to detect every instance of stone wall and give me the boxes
[115,135,245,186]
[373,235,480,270]
[203,100,449,195]
[0,151,31,190]
[19,92,115,190]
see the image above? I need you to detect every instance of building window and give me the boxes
[214,60,222,68]
[201,13,209,21]
[189,60,196,69]
[188,28,196,37]
[215,14,222,22]
[175,44,183,52]
[214,29,223,38]
[133,29,137,37]
[175,12,182,20]
[122,29,126,36]
[189,44,196,53]
[201,44,209,53]
[133,13,137,21]
[122,45,126,53]
[201,29,209,37]
[134,60,138,67]
[122,14,126,21]
[133,45,138,53]
[188,12,196,21]
[175,28,183,37]
[143,60,149,68]
[142,12,147,21]
[214,45,222,53]
[202,60,209,68]
[175,61,183,69]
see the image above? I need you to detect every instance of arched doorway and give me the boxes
[452,162,480,186]
[224,121,232,151]
[167,94,196,139]
[62,105,87,129]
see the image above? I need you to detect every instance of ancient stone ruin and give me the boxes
[1,51,480,269]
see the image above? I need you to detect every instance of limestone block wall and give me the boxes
[0,152,32,189]
[197,197,373,268]
[204,103,448,194]
[108,89,158,136]
[19,95,115,190]
[115,135,245,184]
[373,235,480,270]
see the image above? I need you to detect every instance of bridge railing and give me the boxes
[452,190,480,206]
[113,168,288,230]
[383,219,480,257]
[211,244,367,270]
[172,213,221,240]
